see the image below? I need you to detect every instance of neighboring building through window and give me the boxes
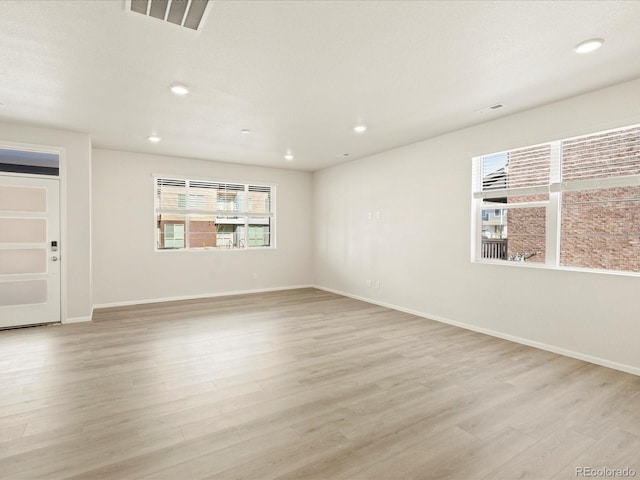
[472,124,640,273]
[155,178,274,250]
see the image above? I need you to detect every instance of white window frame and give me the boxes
[154,176,276,252]
[472,124,640,275]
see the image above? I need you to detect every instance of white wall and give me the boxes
[0,122,92,322]
[92,149,313,306]
[313,77,640,374]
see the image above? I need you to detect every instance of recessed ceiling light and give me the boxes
[241,129,251,134]
[574,38,604,54]
[148,135,162,143]
[170,84,190,96]
[354,125,367,133]
[284,153,294,161]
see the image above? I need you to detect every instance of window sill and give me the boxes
[472,258,640,278]
[155,247,276,253]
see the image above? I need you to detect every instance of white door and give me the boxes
[0,175,60,328]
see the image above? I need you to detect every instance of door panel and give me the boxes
[0,218,47,243]
[0,185,47,212]
[0,175,60,328]
[0,280,48,307]
[0,249,47,274]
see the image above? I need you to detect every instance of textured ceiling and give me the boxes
[1,0,640,171]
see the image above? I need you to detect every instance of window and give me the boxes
[163,224,185,249]
[474,145,551,263]
[155,178,275,250]
[248,224,270,247]
[472,124,640,273]
[0,148,60,176]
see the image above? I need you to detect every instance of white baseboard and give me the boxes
[92,285,315,310]
[63,314,92,324]
[313,285,640,377]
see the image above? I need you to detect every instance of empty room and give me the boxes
[1,0,640,479]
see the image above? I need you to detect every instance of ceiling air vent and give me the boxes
[474,103,505,114]
[129,0,211,31]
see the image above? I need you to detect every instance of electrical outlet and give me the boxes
[252,273,258,280]
[367,211,372,220]
[375,210,382,220]
[373,280,380,289]
[366,279,372,288]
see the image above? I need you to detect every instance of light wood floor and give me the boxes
[1,288,639,480]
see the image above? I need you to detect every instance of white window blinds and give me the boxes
[475,125,640,198]
[474,144,552,199]
[156,179,273,215]
[156,178,187,211]
[558,125,640,191]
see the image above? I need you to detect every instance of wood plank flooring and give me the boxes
[1,288,639,479]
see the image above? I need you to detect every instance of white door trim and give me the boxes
[0,140,67,323]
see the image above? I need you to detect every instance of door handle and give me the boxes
[51,256,58,262]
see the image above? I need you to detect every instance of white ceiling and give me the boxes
[1,0,640,171]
